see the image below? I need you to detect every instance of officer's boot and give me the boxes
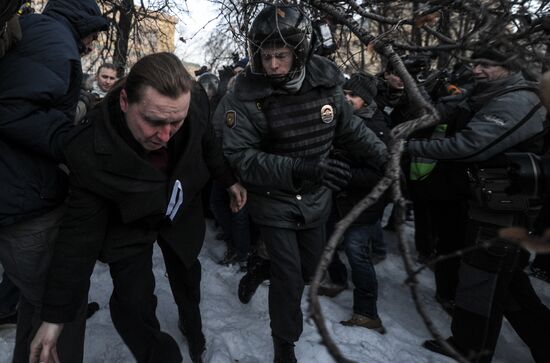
[273,336,297,363]
[238,254,270,304]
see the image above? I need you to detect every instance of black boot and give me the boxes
[238,254,270,304]
[273,336,297,363]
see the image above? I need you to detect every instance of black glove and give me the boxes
[79,90,98,110]
[292,158,352,192]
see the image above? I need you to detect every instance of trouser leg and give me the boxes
[369,221,386,258]
[343,225,378,318]
[0,206,87,363]
[452,231,524,363]
[158,238,205,357]
[504,269,550,363]
[0,271,19,317]
[325,207,347,286]
[232,207,252,262]
[209,181,233,244]
[109,246,182,363]
[411,197,436,257]
[262,225,323,343]
[432,200,468,301]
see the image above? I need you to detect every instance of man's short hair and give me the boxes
[97,63,116,75]
[124,52,193,104]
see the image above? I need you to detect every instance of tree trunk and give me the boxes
[112,0,133,77]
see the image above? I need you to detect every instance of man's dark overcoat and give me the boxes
[41,86,236,322]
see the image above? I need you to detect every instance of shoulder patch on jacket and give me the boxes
[226,110,237,129]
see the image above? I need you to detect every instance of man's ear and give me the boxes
[120,88,129,113]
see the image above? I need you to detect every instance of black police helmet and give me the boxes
[247,4,312,81]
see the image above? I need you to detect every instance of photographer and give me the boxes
[413,46,550,362]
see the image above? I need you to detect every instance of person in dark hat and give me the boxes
[233,57,249,75]
[322,72,390,333]
[416,45,550,362]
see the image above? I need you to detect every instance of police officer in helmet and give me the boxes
[218,4,387,362]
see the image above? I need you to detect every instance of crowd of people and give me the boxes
[1,1,550,363]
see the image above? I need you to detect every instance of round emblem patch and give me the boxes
[320,105,334,124]
[226,110,237,129]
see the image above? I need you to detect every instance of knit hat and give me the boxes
[471,45,519,71]
[343,73,378,104]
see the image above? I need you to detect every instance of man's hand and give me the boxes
[227,183,247,212]
[29,322,64,363]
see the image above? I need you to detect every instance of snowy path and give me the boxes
[1,219,547,362]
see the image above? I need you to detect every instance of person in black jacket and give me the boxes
[29,53,246,363]
[0,0,108,362]
[332,73,390,333]
[220,5,387,362]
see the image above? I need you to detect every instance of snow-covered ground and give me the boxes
[1,218,548,363]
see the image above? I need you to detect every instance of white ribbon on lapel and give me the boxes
[166,180,184,221]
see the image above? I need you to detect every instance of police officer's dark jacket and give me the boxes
[0,0,108,227]
[40,86,236,323]
[220,54,387,229]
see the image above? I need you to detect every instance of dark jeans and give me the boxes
[261,225,324,344]
[158,238,205,356]
[0,205,87,363]
[209,181,251,261]
[0,270,19,318]
[343,223,381,319]
[109,245,182,363]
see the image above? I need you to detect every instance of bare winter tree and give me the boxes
[95,0,189,76]
[27,0,190,75]
[206,0,550,362]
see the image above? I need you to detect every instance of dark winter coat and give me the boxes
[332,103,390,225]
[41,86,236,323]
[220,55,387,229]
[0,0,108,227]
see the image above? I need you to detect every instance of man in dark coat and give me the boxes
[330,73,390,333]
[29,53,246,363]
[0,0,108,362]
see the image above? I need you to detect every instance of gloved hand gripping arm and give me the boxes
[292,158,352,192]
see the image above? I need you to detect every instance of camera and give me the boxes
[467,153,550,212]
[312,19,336,57]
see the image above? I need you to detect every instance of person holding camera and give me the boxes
[409,46,550,362]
